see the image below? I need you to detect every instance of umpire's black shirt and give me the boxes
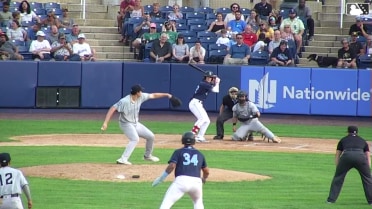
[337,134,369,152]
[222,95,237,112]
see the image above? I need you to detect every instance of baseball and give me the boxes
[116,174,125,179]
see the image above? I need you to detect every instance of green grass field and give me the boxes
[1,119,372,209]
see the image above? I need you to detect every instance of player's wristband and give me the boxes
[233,123,236,126]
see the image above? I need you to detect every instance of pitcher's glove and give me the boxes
[170,96,182,108]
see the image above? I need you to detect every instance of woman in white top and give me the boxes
[189,40,206,64]
[130,0,144,18]
[246,9,261,29]
[167,4,183,21]
[6,20,27,42]
[18,1,40,23]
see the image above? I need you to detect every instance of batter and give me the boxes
[189,71,220,142]
[101,84,173,165]
[231,91,281,143]
[0,153,32,209]
[152,132,210,209]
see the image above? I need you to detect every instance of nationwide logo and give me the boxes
[248,73,372,109]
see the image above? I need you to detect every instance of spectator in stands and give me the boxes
[207,12,226,34]
[29,31,51,61]
[18,0,40,23]
[268,29,282,55]
[268,40,294,66]
[349,18,369,39]
[6,19,27,41]
[242,25,258,48]
[349,32,365,57]
[73,33,96,61]
[224,3,245,25]
[254,0,273,19]
[189,39,206,64]
[172,34,189,63]
[0,32,24,60]
[256,20,274,44]
[280,23,294,41]
[168,4,183,21]
[337,38,357,68]
[268,16,279,31]
[366,35,372,55]
[41,11,61,28]
[228,32,237,48]
[216,29,230,48]
[0,0,11,3]
[253,33,267,52]
[295,0,315,41]
[280,9,304,56]
[246,9,261,30]
[47,25,60,45]
[227,10,246,33]
[132,12,151,40]
[60,8,74,29]
[119,0,144,43]
[0,2,12,27]
[10,11,21,27]
[162,21,177,44]
[223,33,250,65]
[191,0,209,8]
[117,0,135,33]
[132,23,159,52]
[51,33,78,61]
[150,32,172,62]
[149,2,162,18]
[27,23,41,41]
[66,24,80,44]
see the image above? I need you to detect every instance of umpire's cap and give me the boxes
[347,126,358,134]
[0,153,11,166]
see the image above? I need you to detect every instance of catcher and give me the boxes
[231,91,281,143]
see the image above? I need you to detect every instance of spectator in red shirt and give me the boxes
[117,0,135,33]
[242,25,258,47]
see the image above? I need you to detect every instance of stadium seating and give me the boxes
[240,8,251,16]
[187,19,205,25]
[176,23,189,31]
[197,31,216,38]
[33,8,46,15]
[178,31,197,38]
[175,19,186,24]
[358,54,372,69]
[144,5,153,13]
[195,7,214,13]
[10,1,20,8]
[189,24,208,32]
[199,37,217,44]
[11,40,26,46]
[249,50,269,65]
[205,13,216,20]
[208,43,227,51]
[44,2,62,10]
[207,49,227,64]
[48,8,63,15]
[180,6,194,13]
[160,5,173,12]
[216,7,230,14]
[30,2,43,9]
[185,12,205,20]
[184,36,198,43]
[59,28,72,34]
[21,21,35,27]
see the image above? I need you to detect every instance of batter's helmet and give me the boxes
[204,71,216,78]
[182,132,196,145]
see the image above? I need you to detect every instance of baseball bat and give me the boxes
[188,63,207,74]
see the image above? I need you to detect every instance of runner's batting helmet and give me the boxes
[182,132,196,145]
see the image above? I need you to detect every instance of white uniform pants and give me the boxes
[160,176,204,209]
[119,122,155,161]
[0,196,23,209]
[189,99,210,138]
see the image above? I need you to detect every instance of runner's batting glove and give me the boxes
[152,171,169,187]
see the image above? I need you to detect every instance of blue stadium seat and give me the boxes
[184,36,198,43]
[209,43,227,51]
[44,2,62,10]
[187,19,205,25]
[280,9,291,19]
[33,8,46,15]
[160,5,173,12]
[48,8,63,15]
[206,19,215,27]
[189,24,208,32]
[208,49,227,58]
[38,15,48,21]
[30,2,43,9]
[249,50,269,65]
[240,8,251,16]
[127,17,144,39]
[180,6,194,13]
[178,31,197,38]
[144,5,153,13]
[197,31,216,38]
[152,17,166,24]
[358,54,372,69]
[195,7,214,13]
[21,21,34,27]
[199,36,217,44]
[9,7,18,13]
[175,19,186,24]
[143,42,153,61]
[18,46,33,60]
[216,7,230,14]
[176,23,189,31]
[0,2,3,8]
[1,27,8,32]
[205,13,216,20]
[59,28,72,34]
[10,1,20,8]
[11,40,26,46]
[185,12,205,19]
[41,27,51,34]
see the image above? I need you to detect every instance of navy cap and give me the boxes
[347,126,358,134]
[0,153,11,164]
[131,84,144,94]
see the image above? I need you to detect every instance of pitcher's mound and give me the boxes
[20,163,271,182]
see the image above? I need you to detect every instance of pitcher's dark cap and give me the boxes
[131,84,144,94]
[0,153,11,164]
[347,126,358,134]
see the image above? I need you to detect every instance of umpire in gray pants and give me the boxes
[327,126,372,205]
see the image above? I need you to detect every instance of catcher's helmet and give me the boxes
[237,90,247,103]
[182,132,196,145]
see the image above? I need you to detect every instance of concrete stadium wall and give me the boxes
[0,61,370,116]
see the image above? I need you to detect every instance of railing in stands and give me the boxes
[80,0,86,20]
[340,0,345,29]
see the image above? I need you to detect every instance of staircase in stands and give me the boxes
[30,0,366,66]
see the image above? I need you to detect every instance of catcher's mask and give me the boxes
[182,131,196,145]
[237,90,247,104]
[229,87,239,99]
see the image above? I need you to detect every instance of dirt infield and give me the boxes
[10,133,338,183]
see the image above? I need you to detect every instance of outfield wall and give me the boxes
[0,61,371,116]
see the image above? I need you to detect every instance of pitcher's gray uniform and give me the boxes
[101,84,172,165]
[231,91,281,143]
[0,153,32,209]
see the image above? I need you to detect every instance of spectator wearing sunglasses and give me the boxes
[223,33,250,65]
[254,0,273,18]
[224,3,245,25]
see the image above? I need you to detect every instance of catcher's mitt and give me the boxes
[170,96,182,108]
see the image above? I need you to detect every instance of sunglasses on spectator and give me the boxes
[232,6,238,9]
[236,37,243,39]
[284,26,290,28]
[259,24,264,26]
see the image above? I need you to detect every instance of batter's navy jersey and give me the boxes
[192,81,213,101]
[168,146,207,178]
